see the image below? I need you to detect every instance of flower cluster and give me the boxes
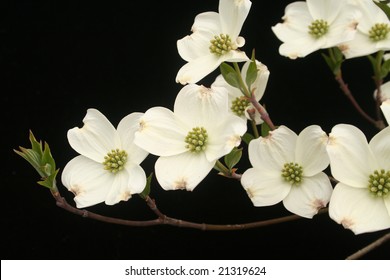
[31,0,389,235]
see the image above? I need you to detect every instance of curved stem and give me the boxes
[334,73,381,129]
[51,189,324,231]
[346,232,390,260]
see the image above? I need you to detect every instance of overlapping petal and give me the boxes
[329,183,390,234]
[381,99,390,124]
[67,109,120,163]
[327,124,376,188]
[295,125,329,177]
[155,152,215,191]
[283,172,332,218]
[369,126,390,170]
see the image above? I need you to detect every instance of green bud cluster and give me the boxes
[308,19,329,39]
[185,127,208,153]
[368,169,390,198]
[282,162,304,185]
[231,97,250,116]
[210,34,233,56]
[103,149,128,173]
[369,23,390,42]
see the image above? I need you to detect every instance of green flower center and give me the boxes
[281,162,304,185]
[185,127,208,153]
[369,23,390,42]
[368,169,390,198]
[103,149,128,173]
[231,97,250,116]
[209,34,234,56]
[308,19,329,39]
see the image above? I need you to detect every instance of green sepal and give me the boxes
[220,62,241,89]
[241,132,254,145]
[245,50,258,91]
[38,169,59,189]
[381,59,390,78]
[322,47,344,75]
[224,147,243,170]
[14,130,58,190]
[261,122,272,137]
[139,172,153,200]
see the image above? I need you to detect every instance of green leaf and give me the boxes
[139,172,153,200]
[376,2,390,19]
[241,132,254,145]
[224,147,243,170]
[14,130,58,190]
[220,62,241,89]
[246,50,258,91]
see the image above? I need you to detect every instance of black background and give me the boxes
[2,0,389,259]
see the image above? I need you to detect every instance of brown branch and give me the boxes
[334,75,384,129]
[248,91,276,130]
[346,232,390,260]
[50,190,324,231]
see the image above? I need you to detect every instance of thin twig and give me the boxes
[51,190,325,231]
[346,232,390,260]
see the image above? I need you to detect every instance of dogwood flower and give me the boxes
[340,0,390,58]
[211,59,270,124]
[176,0,251,85]
[271,0,361,59]
[381,99,390,124]
[241,125,332,218]
[134,84,247,191]
[327,124,390,234]
[61,109,148,208]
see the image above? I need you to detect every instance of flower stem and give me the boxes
[346,232,390,260]
[334,73,382,129]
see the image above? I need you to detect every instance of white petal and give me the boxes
[295,125,329,176]
[105,163,146,205]
[177,31,213,62]
[241,167,291,207]
[248,126,297,171]
[61,155,112,208]
[327,124,376,188]
[224,49,249,62]
[192,11,221,34]
[307,0,341,23]
[219,0,251,40]
[117,112,149,165]
[369,126,390,170]
[67,108,120,163]
[174,84,229,127]
[329,183,390,234]
[155,152,214,191]
[278,35,325,59]
[381,99,390,124]
[175,54,221,85]
[283,172,333,218]
[341,31,380,59]
[206,114,247,161]
[134,107,187,156]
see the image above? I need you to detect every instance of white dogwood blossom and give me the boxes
[61,109,149,208]
[211,60,270,124]
[241,125,332,218]
[176,0,251,84]
[341,0,390,58]
[134,84,247,191]
[327,124,390,234]
[271,0,361,59]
